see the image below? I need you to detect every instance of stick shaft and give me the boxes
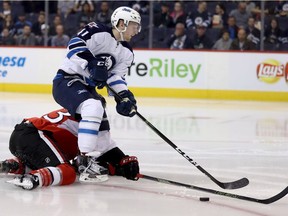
[138,174,288,204]
[106,85,248,189]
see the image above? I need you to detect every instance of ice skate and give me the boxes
[79,157,109,183]
[6,174,39,190]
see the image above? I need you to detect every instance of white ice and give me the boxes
[0,92,287,216]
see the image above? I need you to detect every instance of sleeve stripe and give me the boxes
[67,47,88,59]
[68,37,84,46]
[68,42,86,50]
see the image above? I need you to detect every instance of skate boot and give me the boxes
[6,174,39,190]
[0,159,20,173]
[77,155,109,183]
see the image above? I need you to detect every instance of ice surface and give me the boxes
[0,92,287,216]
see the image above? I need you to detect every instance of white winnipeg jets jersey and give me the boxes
[60,22,134,93]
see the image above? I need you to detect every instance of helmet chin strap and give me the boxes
[115,26,127,41]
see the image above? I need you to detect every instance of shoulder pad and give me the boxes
[78,22,113,41]
[86,22,110,33]
[120,41,133,53]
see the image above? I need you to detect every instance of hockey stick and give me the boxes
[138,174,288,204]
[106,85,249,189]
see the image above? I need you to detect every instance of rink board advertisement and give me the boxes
[127,50,288,91]
[0,47,287,100]
[0,47,64,84]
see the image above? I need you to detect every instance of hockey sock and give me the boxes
[56,164,76,185]
[77,99,104,153]
[30,164,76,187]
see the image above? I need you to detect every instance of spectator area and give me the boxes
[0,1,287,51]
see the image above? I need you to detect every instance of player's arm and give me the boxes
[107,65,137,117]
[66,23,108,86]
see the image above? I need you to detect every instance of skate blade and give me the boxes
[79,173,108,183]
[6,178,25,187]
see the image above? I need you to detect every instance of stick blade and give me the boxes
[259,186,288,204]
[139,174,288,204]
[221,177,249,189]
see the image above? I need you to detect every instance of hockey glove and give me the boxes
[120,156,139,180]
[87,57,108,89]
[115,90,137,117]
[0,159,21,174]
[108,156,139,181]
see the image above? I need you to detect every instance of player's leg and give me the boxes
[53,72,111,181]
[74,111,111,183]
[8,163,77,190]
[7,122,77,190]
[53,72,106,153]
[75,109,120,182]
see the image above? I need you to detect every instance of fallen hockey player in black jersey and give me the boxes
[0,108,139,190]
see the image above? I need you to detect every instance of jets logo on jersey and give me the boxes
[95,54,116,71]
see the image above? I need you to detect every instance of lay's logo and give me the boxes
[256,59,286,84]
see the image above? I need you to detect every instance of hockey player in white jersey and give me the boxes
[52,7,141,181]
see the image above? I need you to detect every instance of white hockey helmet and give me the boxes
[111,6,141,33]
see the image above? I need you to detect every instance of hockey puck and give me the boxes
[199,197,210,202]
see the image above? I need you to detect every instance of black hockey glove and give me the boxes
[120,156,139,180]
[115,90,137,117]
[87,57,108,89]
[108,156,139,181]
